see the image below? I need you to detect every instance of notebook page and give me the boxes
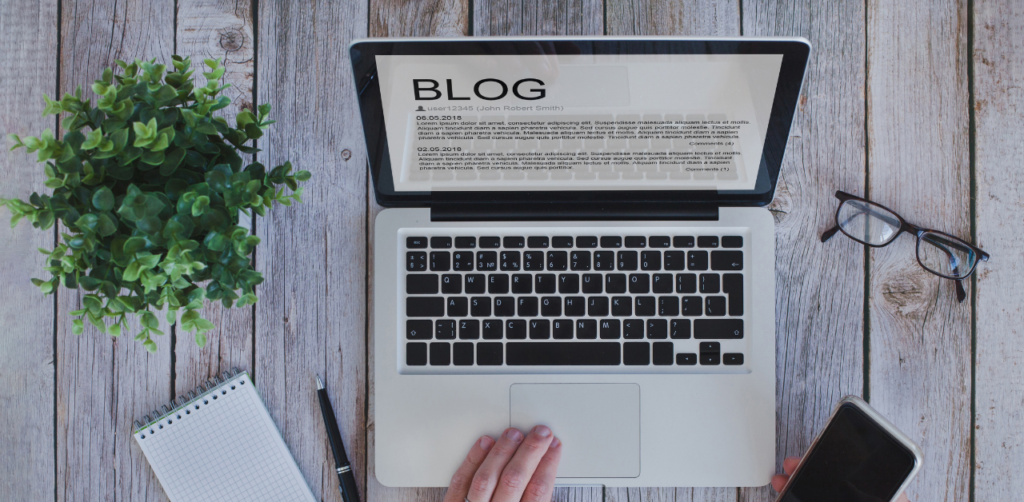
[134,373,316,502]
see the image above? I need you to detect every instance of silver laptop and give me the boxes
[351,37,810,487]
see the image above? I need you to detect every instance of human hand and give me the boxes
[771,456,910,502]
[443,426,562,502]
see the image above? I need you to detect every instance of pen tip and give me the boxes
[316,375,323,389]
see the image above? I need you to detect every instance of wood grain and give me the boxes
[972,0,1024,498]
[0,0,58,499]
[866,0,972,501]
[255,0,368,500]
[173,0,256,396]
[739,1,869,501]
[55,1,176,501]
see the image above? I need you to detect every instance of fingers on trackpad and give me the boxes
[509,383,640,478]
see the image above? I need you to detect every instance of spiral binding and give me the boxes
[134,367,243,434]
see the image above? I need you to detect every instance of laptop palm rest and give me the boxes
[510,383,640,478]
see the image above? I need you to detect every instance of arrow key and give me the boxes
[711,250,743,271]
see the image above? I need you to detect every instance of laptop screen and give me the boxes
[351,39,809,207]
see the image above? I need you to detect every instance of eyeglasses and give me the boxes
[821,190,989,303]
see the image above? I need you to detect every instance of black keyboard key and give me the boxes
[406,320,432,340]
[640,251,661,271]
[723,273,744,316]
[617,251,638,270]
[677,353,697,365]
[653,342,674,365]
[722,236,743,248]
[470,297,491,317]
[681,296,702,316]
[506,319,526,339]
[552,319,574,339]
[663,251,686,270]
[676,273,697,294]
[477,343,503,365]
[407,297,443,317]
[482,320,502,339]
[700,341,720,365]
[635,296,656,316]
[575,320,597,339]
[506,342,620,365]
[611,296,632,316]
[724,353,744,365]
[480,236,501,248]
[407,237,428,248]
[570,250,591,271]
[629,274,650,294]
[650,236,671,248]
[547,251,568,271]
[564,296,585,316]
[529,319,550,339]
[541,296,561,317]
[452,251,474,271]
[435,321,454,341]
[670,319,691,339]
[518,297,539,317]
[453,342,474,365]
[447,298,468,317]
[430,342,450,365]
[705,296,727,316]
[512,274,532,293]
[695,319,743,339]
[535,274,556,293]
[594,251,615,270]
[582,273,602,293]
[477,251,497,271]
[659,296,679,316]
[623,319,644,339]
[523,251,545,271]
[407,343,427,365]
[576,236,598,248]
[552,236,574,248]
[500,251,521,271]
[688,251,708,270]
[700,274,720,294]
[558,274,579,294]
[625,236,646,248]
[711,251,743,271]
[606,274,626,293]
[600,319,621,339]
[647,319,668,339]
[455,236,476,248]
[697,236,719,248]
[431,236,452,249]
[528,236,549,248]
[673,236,695,248]
[442,274,461,294]
[488,274,509,294]
[430,252,450,271]
[465,274,485,293]
[652,273,673,293]
[406,274,438,294]
[587,297,609,317]
[494,297,515,316]
[459,320,479,339]
[504,236,525,248]
[601,236,622,248]
[407,252,427,271]
[624,342,650,365]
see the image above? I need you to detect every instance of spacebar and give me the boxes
[506,342,621,365]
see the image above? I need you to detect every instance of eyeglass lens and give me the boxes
[837,199,902,246]
[917,232,977,279]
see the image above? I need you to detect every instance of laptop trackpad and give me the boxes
[510,383,640,478]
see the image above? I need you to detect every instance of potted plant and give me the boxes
[1,56,309,351]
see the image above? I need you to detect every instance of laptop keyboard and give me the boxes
[401,230,749,373]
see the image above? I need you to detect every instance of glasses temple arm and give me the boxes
[821,225,842,243]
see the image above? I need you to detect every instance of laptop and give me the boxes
[351,37,810,488]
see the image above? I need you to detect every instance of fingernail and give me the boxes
[505,428,523,442]
[532,425,551,437]
[479,436,494,451]
[550,437,561,448]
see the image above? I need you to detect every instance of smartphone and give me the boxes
[775,396,923,502]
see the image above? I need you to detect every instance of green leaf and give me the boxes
[158,148,185,176]
[92,186,114,211]
[141,311,160,330]
[194,331,207,347]
[72,319,84,335]
[123,236,147,255]
[144,338,158,352]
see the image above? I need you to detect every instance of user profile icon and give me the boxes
[416,105,425,111]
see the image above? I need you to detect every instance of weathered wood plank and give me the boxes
[739,1,868,501]
[866,0,972,501]
[55,1,176,501]
[255,0,368,500]
[173,0,255,395]
[0,0,58,499]
[972,0,1024,498]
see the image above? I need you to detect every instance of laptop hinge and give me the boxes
[430,203,719,222]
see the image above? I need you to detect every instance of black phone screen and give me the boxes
[778,404,917,502]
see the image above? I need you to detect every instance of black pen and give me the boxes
[316,375,360,502]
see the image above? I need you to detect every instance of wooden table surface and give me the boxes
[1,0,1022,500]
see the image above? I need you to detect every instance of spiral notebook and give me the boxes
[133,369,316,502]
